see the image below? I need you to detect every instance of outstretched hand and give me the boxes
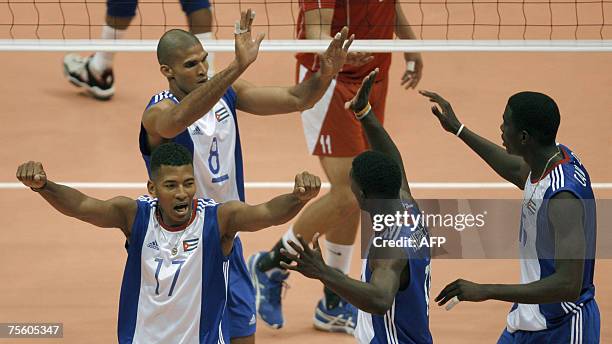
[234,9,266,70]
[16,161,47,189]
[419,90,463,134]
[319,27,354,79]
[435,278,489,306]
[401,53,423,89]
[280,233,328,280]
[344,68,378,112]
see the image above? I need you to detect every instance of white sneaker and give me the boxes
[63,54,115,100]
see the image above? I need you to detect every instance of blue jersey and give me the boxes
[140,88,245,202]
[118,196,230,344]
[355,201,433,344]
[507,144,597,332]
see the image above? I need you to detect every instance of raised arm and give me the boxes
[233,27,353,115]
[303,5,333,39]
[217,172,321,238]
[142,9,265,139]
[345,69,412,199]
[395,3,423,89]
[420,91,530,189]
[16,161,137,238]
[436,191,585,306]
[281,234,406,315]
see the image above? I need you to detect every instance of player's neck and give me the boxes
[157,207,191,230]
[168,83,187,101]
[525,145,562,181]
[364,199,405,217]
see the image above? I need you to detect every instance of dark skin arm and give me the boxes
[216,172,321,255]
[345,68,412,201]
[281,234,407,315]
[279,71,416,315]
[419,91,530,189]
[435,191,585,306]
[16,161,137,239]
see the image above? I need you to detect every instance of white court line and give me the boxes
[1,182,612,190]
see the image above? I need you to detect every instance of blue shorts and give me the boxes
[227,236,257,338]
[498,300,600,344]
[107,0,210,18]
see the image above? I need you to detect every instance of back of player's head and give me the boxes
[507,91,560,146]
[351,151,402,199]
[150,143,193,179]
[157,29,201,66]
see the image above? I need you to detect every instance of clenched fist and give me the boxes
[16,161,47,190]
[293,171,321,202]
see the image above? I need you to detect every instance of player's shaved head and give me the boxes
[157,29,202,66]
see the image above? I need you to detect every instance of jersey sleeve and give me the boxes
[299,0,336,11]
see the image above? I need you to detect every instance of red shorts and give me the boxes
[297,64,388,157]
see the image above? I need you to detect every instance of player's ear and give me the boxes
[358,189,367,201]
[520,130,529,145]
[160,64,174,79]
[147,180,157,198]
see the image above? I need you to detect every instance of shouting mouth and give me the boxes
[173,202,190,217]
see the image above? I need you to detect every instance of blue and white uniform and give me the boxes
[499,144,600,343]
[355,201,433,344]
[118,196,229,344]
[139,88,257,338]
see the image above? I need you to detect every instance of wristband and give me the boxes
[354,103,372,120]
[455,124,465,137]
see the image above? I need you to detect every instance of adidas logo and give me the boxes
[192,126,203,135]
[147,240,160,251]
[248,314,256,326]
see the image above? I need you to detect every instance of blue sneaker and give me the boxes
[247,251,289,329]
[313,296,357,335]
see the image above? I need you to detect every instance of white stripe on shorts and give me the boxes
[299,65,337,154]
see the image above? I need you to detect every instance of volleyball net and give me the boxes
[1,0,611,51]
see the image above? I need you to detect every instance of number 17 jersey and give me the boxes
[140,88,244,202]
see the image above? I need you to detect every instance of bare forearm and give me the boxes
[290,72,333,111]
[304,8,333,40]
[319,267,392,315]
[459,127,527,187]
[484,273,581,304]
[238,194,309,232]
[36,181,132,230]
[259,194,309,227]
[37,181,99,223]
[361,112,406,176]
[172,61,245,128]
[395,11,417,39]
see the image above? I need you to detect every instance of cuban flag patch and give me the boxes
[215,106,230,122]
[183,238,199,252]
